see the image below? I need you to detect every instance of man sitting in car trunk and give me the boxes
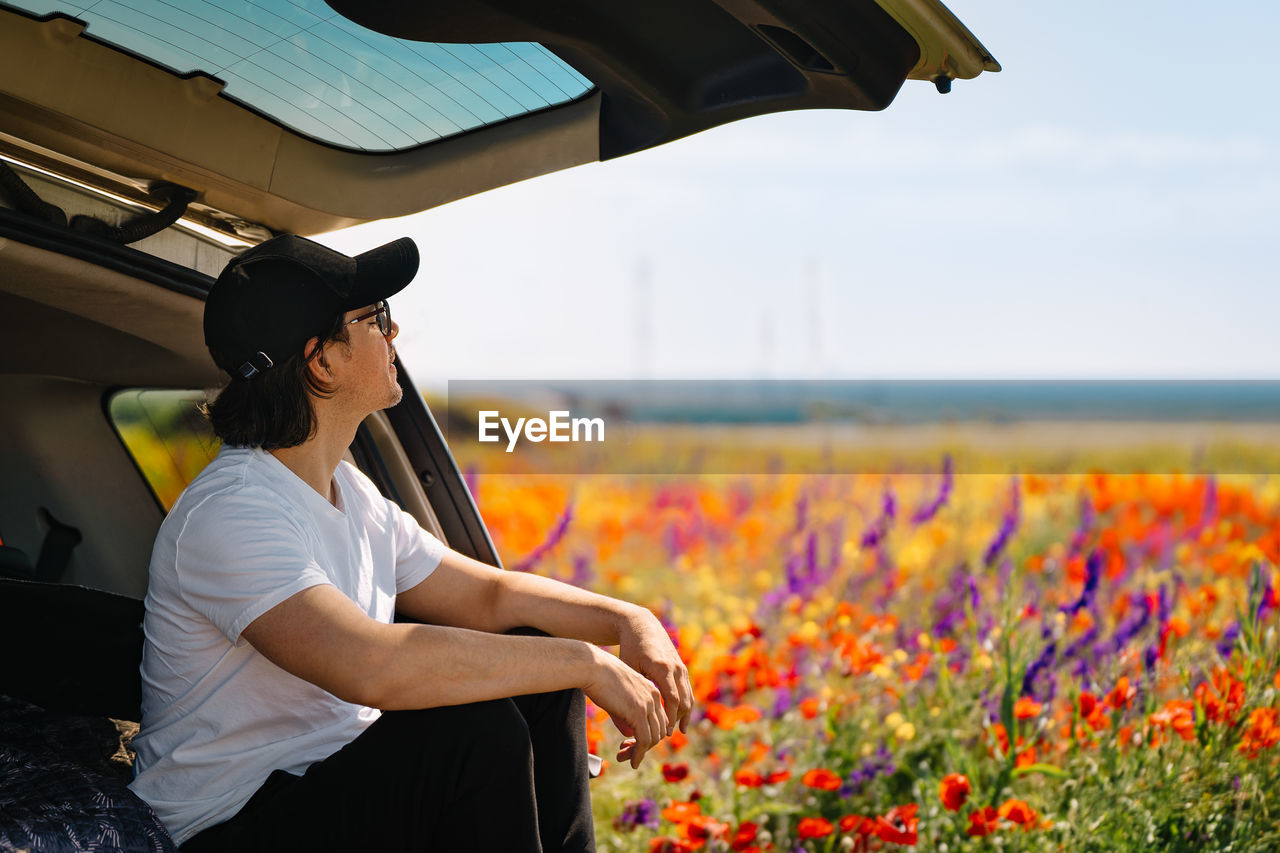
[129,235,692,852]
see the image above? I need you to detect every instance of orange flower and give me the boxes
[733,769,764,788]
[998,799,1038,829]
[875,804,919,846]
[1275,668,1280,691]
[801,768,842,791]
[662,801,701,824]
[765,769,791,784]
[988,722,1010,756]
[967,806,1000,837]
[1079,691,1109,731]
[1195,668,1246,726]
[796,817,834,839]
[939,773,971,812]
[703,702,763,730]
[1105,676,1136,710]
[1014,696,1043,719]
[799,697,822,719]
[1239,707,1280,759]
[662,762,690,783]
[1148,700,1196,743]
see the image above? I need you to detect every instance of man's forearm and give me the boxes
[489,568,649,646]
[367,621,601,710]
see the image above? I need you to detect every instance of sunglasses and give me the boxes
[346,300,392,336]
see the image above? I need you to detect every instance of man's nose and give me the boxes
[386,319,399,340]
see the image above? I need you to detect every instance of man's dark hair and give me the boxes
[204,314,349,449]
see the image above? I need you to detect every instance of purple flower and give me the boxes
[794,489,809,532]
[966,572,980,612]
[860,488,896,549]
[911,454,954,524]
[1022,641,1057,701]
[1217,622,1240,659]
[1070,493,1094,555]
[569,554,594,588]
[614,798,659,832]
[1102,593,1152,656]
[984,478,1021,568]
[1253,563,1275,625]
[1201,476,1218,531]
[1143,643,1160,676]
[1060,550,1103,616]
[1158,584,1173,626]
[512,500,573,572]
[1062,626,1099,664]
[772,686,795,719]
[843,744,895,796]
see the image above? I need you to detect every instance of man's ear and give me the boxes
[303,336,332,382]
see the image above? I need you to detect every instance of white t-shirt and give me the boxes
[128,445,446,845]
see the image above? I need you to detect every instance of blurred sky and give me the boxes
[317,0,1280,390]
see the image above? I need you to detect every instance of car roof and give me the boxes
[0,0,996,238]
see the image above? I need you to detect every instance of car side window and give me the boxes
[107,389,221,511]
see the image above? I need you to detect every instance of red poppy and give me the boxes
[734,769,764,788]
[801,768,842,791]
[1013,696,1042,719]
[966,806,1000,837]
[730,822,759,851]
[799,697,822,719]
[839,815,871,835]
[938,773,971,812]
[796,817,834,839]
[765,769,791,784]
[681,815,727,844]
[998,798,1038,829]
[875,804,919,845]
[1104,676,1136,710]
[662,762,690,783]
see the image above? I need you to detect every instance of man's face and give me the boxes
[332,301,403,412]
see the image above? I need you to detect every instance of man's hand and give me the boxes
[582,646,670,769]
[617,606,694,738]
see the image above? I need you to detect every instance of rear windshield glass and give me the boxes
[6,0,594,152]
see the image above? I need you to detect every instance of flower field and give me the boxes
[472,451,1280,851]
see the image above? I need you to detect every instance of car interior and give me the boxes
[0,0,996,847]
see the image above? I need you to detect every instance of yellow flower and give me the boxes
[885,712,905,729]
[895,721,916,741]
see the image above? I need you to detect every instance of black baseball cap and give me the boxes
[204,234,419,379]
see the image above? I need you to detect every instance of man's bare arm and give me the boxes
[395,550,693,736]
[240,584,670,767]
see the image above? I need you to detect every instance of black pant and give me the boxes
[182,687,596,853]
